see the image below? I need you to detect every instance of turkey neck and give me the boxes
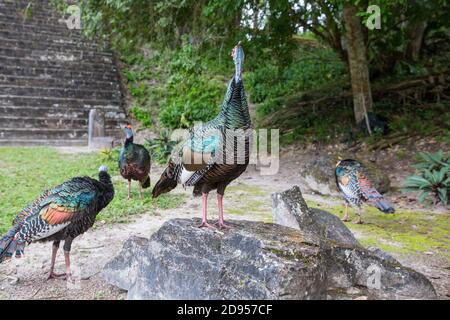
[97,171,114,209]
[214,78,251,130]
[124,136,134,147]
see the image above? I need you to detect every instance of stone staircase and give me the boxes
[0,0,126,146]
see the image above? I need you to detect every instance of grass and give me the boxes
[0,147,184,233]
[307,200,450,261]
[226,184,273,223]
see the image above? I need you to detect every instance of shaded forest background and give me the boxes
[60,0,449,146]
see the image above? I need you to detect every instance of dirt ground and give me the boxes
[0,140,449,300]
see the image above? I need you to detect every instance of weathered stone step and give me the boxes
[0,127,89,140]
[0,0,61,12]
[0,65,119,82]
[0,85,120,101]
[0,116,122,129]
[0,56,117,73]
[0,11,72,27]
[0,8,63,22]
[0,95,122,108]
[0,75,120,91]
[0,53,116,69]
[0,35,106,52]
[0,22,85,41]
[0,46,113,60]
[0,29,102,49]
[0,106,126,120]
[0,139,87,146]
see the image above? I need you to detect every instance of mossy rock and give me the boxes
[299,155,390,196]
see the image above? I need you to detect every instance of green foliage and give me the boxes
[22,2,33,19]
[158,39,224,129]
[144,130,177,165]
[130,106,152,128]
[249,44,347,117]
[402,150,450,206]
[75,0,448,146]
[99,147,120,163]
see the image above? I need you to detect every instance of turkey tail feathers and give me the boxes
[0,227,23,263]
[142,175,151,189]
[372,200,395,214]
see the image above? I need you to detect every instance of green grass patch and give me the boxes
[0,147,184,233]
[226,184,272,223]
[307,200,450,260]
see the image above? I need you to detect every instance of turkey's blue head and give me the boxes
[124,123,134,143]
[232,42,244,83]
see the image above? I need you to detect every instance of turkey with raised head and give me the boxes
[335,159,395,224]
[119,124,151,199]
[0,165,114,281]
[152,42,252,229]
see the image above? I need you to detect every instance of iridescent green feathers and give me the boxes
[0,167,114,263]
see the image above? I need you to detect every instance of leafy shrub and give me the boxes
[99,147,120,164]
[144,130,177,165]
[247,44,347,117]
[402,150,450,206]
[158,39,223,129]
[130,106,152,128]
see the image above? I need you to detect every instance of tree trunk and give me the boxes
[342,4,373,127]
[407,21,427,61]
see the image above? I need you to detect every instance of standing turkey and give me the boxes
[119,124,151,199]
[335,159,395,224]
[0,165,114,280]
[152,43,251,229]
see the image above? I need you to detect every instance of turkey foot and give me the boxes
[47,272,67,280]
[197,221,216,229]
[214,221,231,230]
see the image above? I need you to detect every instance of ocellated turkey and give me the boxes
[0,165,114,280]
[119,124,151,199]
[152,43,251,229]
[335,159,395,224]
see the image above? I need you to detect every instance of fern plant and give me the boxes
[402,150,450,206]
[99,147,120,164]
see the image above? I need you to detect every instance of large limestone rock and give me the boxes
[103,205,436,300]
[271,185,359,247]
[103,219,328,300]
[299,155,390,196]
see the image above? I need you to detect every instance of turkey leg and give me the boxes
[127,180,132,200]
[198,193,215,229]
[215,194,231,229]
[341,203,350,222]
[47,241,65,279]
